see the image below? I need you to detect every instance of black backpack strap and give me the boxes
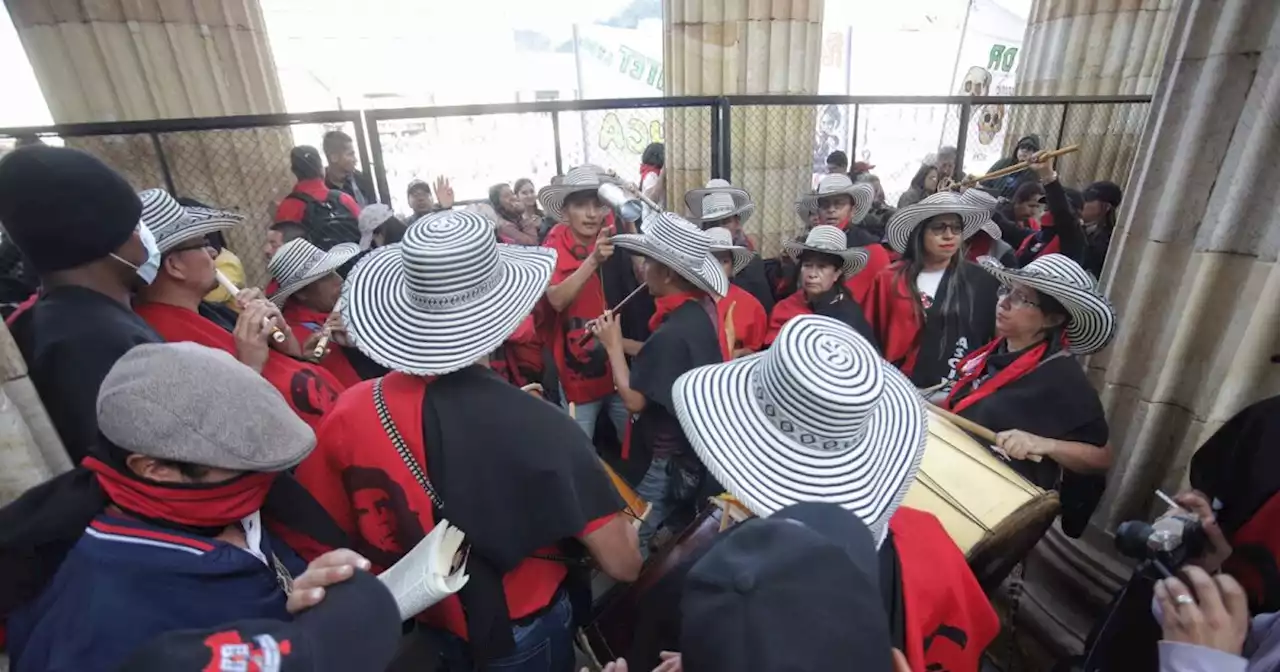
[286,190,321,206]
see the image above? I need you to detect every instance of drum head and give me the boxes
[967,491,1060,592]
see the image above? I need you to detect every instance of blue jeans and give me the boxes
[635,456,672,557]
[440,589,575,672]
[560,387,629,442]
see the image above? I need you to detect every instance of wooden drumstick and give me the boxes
[577,285,650,347]
[929,405,1044,463]
[960,145,1081,187]
[216,270,287,343]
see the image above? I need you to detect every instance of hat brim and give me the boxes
[671,352,927,541]
[537,173,620,221]
[155,213,242,254]
[781,241,869,279]
[977,219,1002,241]
[885,203,989,255]
[270,244,360,306]
[341,243,555,376]
[685,186,755,225]
[976,256,1118,355]
[709,244,754,276]
[796,183,875,226]
[612,234,729,298]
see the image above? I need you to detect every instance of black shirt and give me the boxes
[9,286,161,462]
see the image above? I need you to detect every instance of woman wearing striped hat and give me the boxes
[864,192,1001,391]
[766,225,876,348]
[940,253,1116,535]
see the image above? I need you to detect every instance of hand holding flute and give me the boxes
[216,270,287,344]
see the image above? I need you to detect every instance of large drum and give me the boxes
[906,407,1060,591]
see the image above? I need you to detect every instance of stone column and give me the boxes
[4,0,292,286]
[664,0,823,257]
[1009,0,1176,187]
[1014,0,1280,659]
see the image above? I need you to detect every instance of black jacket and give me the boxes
[327,170,377,208]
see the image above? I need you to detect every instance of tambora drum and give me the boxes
[903,407,1060,591]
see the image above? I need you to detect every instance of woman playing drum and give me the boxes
[940,253,1116,535]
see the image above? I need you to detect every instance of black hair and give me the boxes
[513,177,535,194]
[153,459,213,480]
[1013,181,1046,203]
[322,130,353,158]
[488,183,511,210]
[564,190,603,209]
[270,221,307,243]
[641,142,664,168]
[827,150,849,168]
[894,216,972,329]
[375,218,407,246]
[909,163,939,192]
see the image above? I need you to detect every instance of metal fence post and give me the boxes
[353,111,375,201]
[551,110,564,176]
[850,104,860,165]
[954,101,973,175]
[710,97,731,182]
[149,132,177,194]
[364,114,391,206]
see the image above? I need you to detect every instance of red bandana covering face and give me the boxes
[84,456,275,529]
[540,224,614,403]
[134,302,344,430]
[943,337,1049,414]
[282,300,362,388]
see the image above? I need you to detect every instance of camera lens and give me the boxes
[1114,520,1155,560]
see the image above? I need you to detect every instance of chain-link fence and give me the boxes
[0,112,366,287]
[365,98,716,218]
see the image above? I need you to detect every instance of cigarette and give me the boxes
[1156,490,1182,511]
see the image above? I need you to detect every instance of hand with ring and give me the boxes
[1155,566,1249,656]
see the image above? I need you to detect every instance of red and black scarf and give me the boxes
[282,301,362,388]
[944,338,1050,414]
[135,302,344,430]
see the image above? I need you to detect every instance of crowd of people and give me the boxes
[0,129,1271,672]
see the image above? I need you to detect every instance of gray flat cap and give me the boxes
[96,342,316,472]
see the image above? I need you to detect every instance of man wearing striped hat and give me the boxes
[683,179,774,313]
[131,189,345,431]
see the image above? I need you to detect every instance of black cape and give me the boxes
[910,262,1000,388]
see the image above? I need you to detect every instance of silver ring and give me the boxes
[1175,594,1195,606]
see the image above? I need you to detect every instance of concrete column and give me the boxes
[664,0,823,257]
[4,0,292,286]
[1009,0,1176,187]
[1014,0,1280,659]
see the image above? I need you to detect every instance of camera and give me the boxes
[1114,512,1207,578]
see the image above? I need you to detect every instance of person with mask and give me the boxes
[0,146,164,462]
[132,190,345,431]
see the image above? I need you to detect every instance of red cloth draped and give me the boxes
[891,507,1000,672]
[281,301,362,388]
[717,284,767,355]
[490,315,543,388]
[846,244,891,306]
[764,292,812,346]
[943,338,1049,414]
[863,263,925,375]
[965,234,994,263]
[135,302,344,430]
[541,224,614,403]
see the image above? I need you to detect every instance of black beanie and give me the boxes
[1084,180,1124,208]
[0,146,141,275]
[291,145,324,180]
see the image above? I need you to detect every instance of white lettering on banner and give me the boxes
[946,337,971,380]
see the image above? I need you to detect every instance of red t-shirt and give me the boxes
[540,224,614,403]
[293,374,614,638]
[274,178,362,224]
[281,300,362,388]
[717,284,767,354]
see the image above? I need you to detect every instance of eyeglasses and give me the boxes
[997,285,1039,309]
[169,238,214,255]
[926,221,964,235]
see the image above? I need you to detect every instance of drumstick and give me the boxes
[576,285,650,346]
[929,405,1044,463]
[961,145,1080,186]
[215,270,287,343]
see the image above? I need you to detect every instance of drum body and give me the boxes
[904,408,1060,591]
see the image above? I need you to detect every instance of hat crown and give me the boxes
[701,191,736,217]
[138,188,188,243]
[816,174,855,195]
[705,227,734,246]
[561,166,603,187]
[1019,254,1096,292]
[270,238,332,286]
[753,316,885,449]
[960,189,998,210]
[400,210,504,312]
[802,226,847,253]
[642,212,713,271]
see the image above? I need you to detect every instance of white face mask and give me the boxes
[111,223,162,285]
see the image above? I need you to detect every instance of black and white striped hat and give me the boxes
[672,315,927,546]
[885,191,989,255]
[959,188,1004,241]
[782,225,870,279]
[340,210,556,376]
[611,211,729,298]
[796,175,875,226]
[138,189,243,253]
[704,226,754,276]
[536,165,618,222]
[268,238,359,306]
[978,253,1117,355]
[684,179,755,225]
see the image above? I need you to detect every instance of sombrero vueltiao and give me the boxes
[959,188,1005,242]
[781,225,870,279]
[268,238,360,306]
[796,175,876,226]
[610,212,729,298]
[672,315,927,546]
[704,226,754,276]
[978,253,1117,355]
[884,191,989,255]
[536,166,619,222]
[684,179,755,225]
[340,210,556,376]
[138,189,243,253]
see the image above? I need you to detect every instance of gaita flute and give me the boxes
[214,270,287,343]
[311,326,332,361]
